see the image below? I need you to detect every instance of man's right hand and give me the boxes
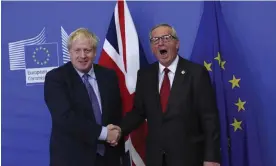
[106,124,121,146]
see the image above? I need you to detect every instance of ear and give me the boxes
[176,40,180,50]
[92,49,97,57]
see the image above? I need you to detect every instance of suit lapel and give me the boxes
[166,57,190,114]
[94,65,109,125]
[148,63,163,115]
[67,62,95,119]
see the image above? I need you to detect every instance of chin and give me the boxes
[163,60,173,66]
[160,61,168,66]
[82,68,90,72]
[75,66,87,72]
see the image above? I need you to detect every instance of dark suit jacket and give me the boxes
[44,62,124,166]
[121,57,220,166]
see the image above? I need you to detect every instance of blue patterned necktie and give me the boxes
[82,74,105,156]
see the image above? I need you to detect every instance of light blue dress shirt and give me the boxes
[75,66,108,141]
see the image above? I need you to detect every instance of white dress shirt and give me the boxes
[158,55,179,92]
[75,66,108,141]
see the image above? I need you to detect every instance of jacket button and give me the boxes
[160,149,166,154]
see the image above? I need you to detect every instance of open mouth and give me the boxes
[159,49,168,55]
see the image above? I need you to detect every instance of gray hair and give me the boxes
[149,23,179,40]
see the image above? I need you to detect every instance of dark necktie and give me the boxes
[160,68,171,113]
[83,74,105,156]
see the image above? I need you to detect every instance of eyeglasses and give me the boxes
[150,34,176,44]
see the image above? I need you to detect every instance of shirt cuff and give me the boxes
[98,126,108,141]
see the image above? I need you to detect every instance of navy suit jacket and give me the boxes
[121,57,220,166]
[44,62,124,166]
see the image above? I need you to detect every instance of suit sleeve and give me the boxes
[194,67,220,162]
[120,70,146,135]
[44,71,102,146]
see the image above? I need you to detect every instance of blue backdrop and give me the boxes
[2,1,276,166]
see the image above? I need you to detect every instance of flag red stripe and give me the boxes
[118,1,127,72]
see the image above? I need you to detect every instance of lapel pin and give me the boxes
[181,70,185,75]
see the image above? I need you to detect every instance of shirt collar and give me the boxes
[75,65,96,79]
[159,55,179,74]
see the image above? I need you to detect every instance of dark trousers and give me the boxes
[95,153,106,166]
[162,153,167,166]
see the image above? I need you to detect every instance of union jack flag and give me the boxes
[98,1,148,165]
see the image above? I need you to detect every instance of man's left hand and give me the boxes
[204,161,220,166]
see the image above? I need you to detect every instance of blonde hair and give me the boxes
[67,28,99,50]
[149,23,179,40]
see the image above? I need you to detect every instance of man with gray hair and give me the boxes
[44,28,123,166]
[118,24,221,166]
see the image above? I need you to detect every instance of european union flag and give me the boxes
[191,2,264,166]
[25,43,59,69]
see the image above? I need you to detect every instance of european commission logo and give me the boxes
[24,43,58,84]
[8,27,71,86]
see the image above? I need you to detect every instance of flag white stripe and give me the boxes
[125,137,145,166]
[114,2,124,71]
[124,1,140,95]
[103,39,126,75]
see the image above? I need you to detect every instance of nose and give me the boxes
[157,39,165,46]
[80,50,86,58]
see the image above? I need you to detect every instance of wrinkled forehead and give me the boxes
[151,26,173,37]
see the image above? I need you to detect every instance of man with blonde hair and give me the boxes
[44,28,123,166]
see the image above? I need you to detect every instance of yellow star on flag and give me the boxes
[231,118,242,132]
[214,52,222,65]
[221,61,226,70]
[229,75,241,89]
[235,98,246,112]
[204,61,212,71]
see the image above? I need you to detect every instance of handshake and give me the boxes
[106,124,122,147]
